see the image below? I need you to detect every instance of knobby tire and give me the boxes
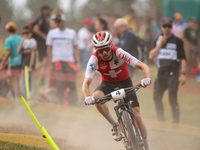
[122,111,140,150]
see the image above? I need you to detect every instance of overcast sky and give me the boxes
[7,0,89,20]
[7,0,149,20]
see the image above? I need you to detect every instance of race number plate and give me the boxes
[111,89,126,100]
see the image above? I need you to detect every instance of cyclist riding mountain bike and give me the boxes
[82,31,151,150]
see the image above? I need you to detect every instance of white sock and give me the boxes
[143,137,151,150]
[104,113,118,126]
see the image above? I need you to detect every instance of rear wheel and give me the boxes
[121,111,140,150]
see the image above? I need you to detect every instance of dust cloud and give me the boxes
[0,101,200,150]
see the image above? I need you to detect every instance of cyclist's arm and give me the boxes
[135,61,150,78]
[116,48,139,67]
[116,47,150,79]
[82,55,98,97]
[82,77,93,97]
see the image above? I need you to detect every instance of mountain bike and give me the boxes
[95,83,144,150]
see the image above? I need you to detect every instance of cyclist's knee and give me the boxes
[93,90,104,98]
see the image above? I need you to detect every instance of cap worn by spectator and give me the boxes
[50,14,57,20]
[83,18,93,25]
[5,22,16,31]
[174,13,182,20]
[41,5,52,11]
[54,14,66,21]
[190,17,199,23]
[161,18,173,26]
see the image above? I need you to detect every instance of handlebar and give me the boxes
[95,83,142,104]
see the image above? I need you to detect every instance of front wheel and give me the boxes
[121,111,140,150]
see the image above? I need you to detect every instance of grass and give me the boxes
[0,141,49,150]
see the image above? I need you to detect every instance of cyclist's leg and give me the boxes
[93,90,118,126]
[132,107,151,150]
[125,85,151,150]
[132,107,147,138]
[93,90,122,141]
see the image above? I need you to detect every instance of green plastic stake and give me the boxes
[20,96,60,150]
[25,66,30,100]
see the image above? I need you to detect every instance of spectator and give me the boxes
[17,25,37,100]
[108,14,118,31]
[46,14,80,106]
[182,17,199,76]
[108,14,120,46]
[50,8,65,30]
[114,18,138,78]
[94,18,108,32]
[149,18,187,123]
[0,22,22,100]
[78,18,93,69]
[32,5,51,86]
[172,12,187,38]
[123,8,137,32]
[138,17,156,64]
[90,11,101,33]
[47,8,65,91]
[50,14,57,29]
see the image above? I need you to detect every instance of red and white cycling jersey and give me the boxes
[85,46,139,82]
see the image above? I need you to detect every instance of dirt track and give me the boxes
[0,100,200,150]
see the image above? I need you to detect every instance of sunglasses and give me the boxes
[55,19,62,23]
[97,47,112,54]
[162,25,172,28]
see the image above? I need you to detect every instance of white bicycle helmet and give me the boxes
[91,31,112,50]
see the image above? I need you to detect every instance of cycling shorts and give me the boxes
[95,77,139,107]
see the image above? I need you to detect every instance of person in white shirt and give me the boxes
[78,18,93,69]
[46,14,80,105]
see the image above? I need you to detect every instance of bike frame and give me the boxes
[94,83,144,149]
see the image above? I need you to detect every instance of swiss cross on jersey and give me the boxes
[93,47,130,82]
